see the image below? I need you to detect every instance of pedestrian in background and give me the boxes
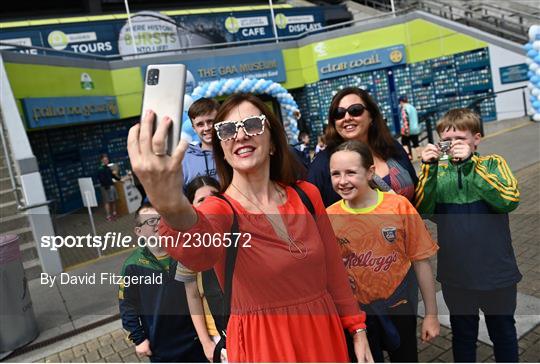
[398,95,421,160]
[97,153,120,221]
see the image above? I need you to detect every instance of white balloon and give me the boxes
[183,95,194,111]
[530,25,540,41]
[536,68,540,76]
[534,41,540,51]
[531,63,540,71]
[528,82,535,90]
[526,58,534,65]
[533,113,540,122]
[532,88,540,96]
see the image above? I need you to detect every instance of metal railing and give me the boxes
[405,0,536,43]
[419,85,529,144]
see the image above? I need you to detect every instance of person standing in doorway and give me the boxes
[97,153,120,221]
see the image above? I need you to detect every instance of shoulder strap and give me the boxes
[291,183,315,217]
[210,194,239,362]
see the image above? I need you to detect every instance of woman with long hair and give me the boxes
[308,87,418,207]
[128,93,373,362]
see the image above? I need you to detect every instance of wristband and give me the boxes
[353,328,367,336]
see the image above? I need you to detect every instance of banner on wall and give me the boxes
[22,96,120,129]
[317,44,406,79]
[0,34,40,55]
[1,7,325,57]
[139,49,286,86]
[118,11,183,58]
[183,50,286,83]
[499,63,528,84]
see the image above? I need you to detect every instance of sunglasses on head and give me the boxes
[214,115,266,141]
[332,104,366,120]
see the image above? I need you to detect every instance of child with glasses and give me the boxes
[118,202,205,362]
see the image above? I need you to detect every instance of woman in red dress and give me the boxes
[128,93,373,362]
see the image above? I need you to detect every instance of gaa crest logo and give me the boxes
[389,49,403,63]
[381,227,397,243]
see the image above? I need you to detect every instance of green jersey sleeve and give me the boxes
[471,154,520,213]
[415,162,438,214]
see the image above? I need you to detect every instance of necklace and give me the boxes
[229,182,308,260]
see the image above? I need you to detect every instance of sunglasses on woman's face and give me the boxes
[214,115,266,141]
[332,104,366,120]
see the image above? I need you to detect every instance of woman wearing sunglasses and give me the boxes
[128,93,373,363]
[308,87,418,207]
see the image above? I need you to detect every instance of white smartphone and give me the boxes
[141,64,186,155]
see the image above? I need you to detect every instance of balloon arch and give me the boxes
[183,77,301,143]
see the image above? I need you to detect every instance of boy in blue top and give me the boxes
[182,98,220,187]
[415,108,521,362]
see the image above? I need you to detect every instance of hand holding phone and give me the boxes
[141,64,187,155]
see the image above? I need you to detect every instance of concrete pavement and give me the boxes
[4,117,540,363]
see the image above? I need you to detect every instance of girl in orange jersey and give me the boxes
[327,140,440,362]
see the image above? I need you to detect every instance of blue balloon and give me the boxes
[531,75,540,83]
[533,101,540,109]
[535,54,540,63]
[524,43,533,51]
[528,49,538,58]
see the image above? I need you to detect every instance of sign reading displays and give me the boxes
[317,45,406,79]
[22,96,119,129]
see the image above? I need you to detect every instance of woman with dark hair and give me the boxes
[308,87,418,207]
[128,93,373,362]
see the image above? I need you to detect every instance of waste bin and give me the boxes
[0,234,39,357]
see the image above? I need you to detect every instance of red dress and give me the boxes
[160,181,366,362]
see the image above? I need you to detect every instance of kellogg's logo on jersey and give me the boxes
[381,227,397,243]
[343,250,398,272]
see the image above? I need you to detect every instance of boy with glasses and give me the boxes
[119,202,205,362]
[182,98,220,187]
